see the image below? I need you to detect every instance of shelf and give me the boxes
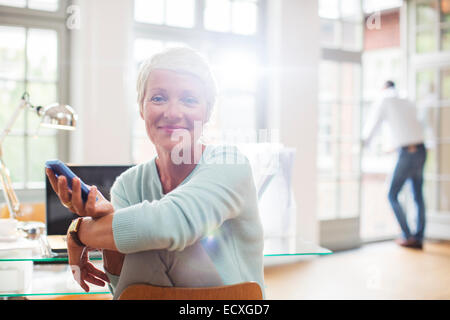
[0,237,331,263]
[0,236,331,298]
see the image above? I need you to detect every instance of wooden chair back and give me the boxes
[118,282,263,300]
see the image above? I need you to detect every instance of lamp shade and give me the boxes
[37,103,77,130]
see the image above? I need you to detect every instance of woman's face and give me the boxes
[141,69,209,154]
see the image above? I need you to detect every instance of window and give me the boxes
[0,0,59,11]
[414,0,450,52]
[204,0,259,35]
[132,0,265,164]
[318,60,362,220]
[0,1,69,189]
[319,0,363,51]
[317,0,363,221]
[412,0,450,223]
[415,66,450,213]
[134,0,196,28]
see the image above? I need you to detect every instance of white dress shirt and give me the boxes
[363,88,424,150]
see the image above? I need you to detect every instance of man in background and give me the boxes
[362,80,427,249]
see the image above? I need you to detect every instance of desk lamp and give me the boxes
[0,92,77,219]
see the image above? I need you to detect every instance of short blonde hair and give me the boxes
[136,47,218,120]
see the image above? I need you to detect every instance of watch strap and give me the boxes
[68,218,85,247]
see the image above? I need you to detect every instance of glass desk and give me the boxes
[0,236,331,298]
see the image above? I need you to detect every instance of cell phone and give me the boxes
[45,159,91,203]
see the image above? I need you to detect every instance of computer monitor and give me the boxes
[45,165,133,235]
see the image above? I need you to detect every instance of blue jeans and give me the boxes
[388,144,427,242]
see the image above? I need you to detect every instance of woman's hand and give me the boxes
[46,168,114,219]
[67,233,109,292]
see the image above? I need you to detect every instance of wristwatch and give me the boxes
[68,218,85,247]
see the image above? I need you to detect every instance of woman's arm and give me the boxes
[78,214,118,251]
[76,194,125,279]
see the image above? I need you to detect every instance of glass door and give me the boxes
[317,0,364,250]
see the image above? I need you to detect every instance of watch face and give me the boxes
[68,219,79,233]
[67,218,85,247]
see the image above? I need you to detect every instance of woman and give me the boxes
[46,47,265,299]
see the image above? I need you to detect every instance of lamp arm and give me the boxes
[0,93,32,219]
[0,93,31,146]
[0,149,21,219]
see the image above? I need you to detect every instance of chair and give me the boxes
[0,203,45,223]
[118,282,263,300]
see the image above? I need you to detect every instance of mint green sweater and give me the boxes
[108,145,265,296]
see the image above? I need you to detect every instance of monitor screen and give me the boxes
[45,165,133,235]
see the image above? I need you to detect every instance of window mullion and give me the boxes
[437,68,442,210]
[196,0,205,30]
[437,0,441,51]
[336,66,342,219]
[229,0,233,33]
[163,0,168,25]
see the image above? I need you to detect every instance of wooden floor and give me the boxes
[264,240,450,300]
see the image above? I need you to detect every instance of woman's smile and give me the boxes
[158,125,189,134]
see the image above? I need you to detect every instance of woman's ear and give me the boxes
[139,103,144,119]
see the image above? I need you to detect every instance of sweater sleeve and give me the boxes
[112,148,255,254]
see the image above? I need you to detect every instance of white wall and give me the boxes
[266,0,320,244]
[69,0,134,165]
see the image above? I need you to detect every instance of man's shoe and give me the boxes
[395,237,423,249]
